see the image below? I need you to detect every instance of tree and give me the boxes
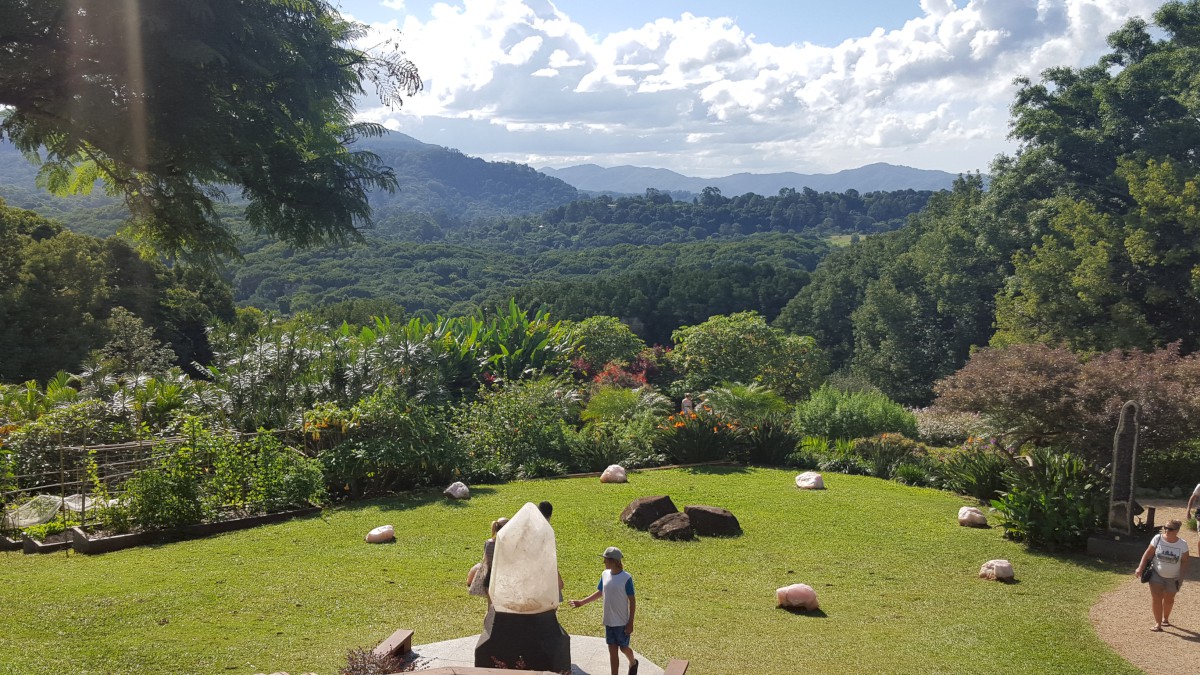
[668,312,825,400]
[90,307,176,378]
[570,316,646,372]
[0,0,421,262]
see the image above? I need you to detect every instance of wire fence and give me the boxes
[1,428,311,539]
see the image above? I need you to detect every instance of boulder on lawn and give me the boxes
[958,506,988,528]
[795,472,825,490]
[979,559,1014,581]
[684,505,741,536]
[776,583,819,611]
[648,512,694,540]
[621,495,678,530]
[443,481,470,500]
[365,525,395,544]
[600,465,628,483]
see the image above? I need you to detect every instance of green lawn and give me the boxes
[0,467,1135,674]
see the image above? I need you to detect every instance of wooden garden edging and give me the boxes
[68,506,321,555]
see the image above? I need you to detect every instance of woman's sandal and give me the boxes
[1162,619,1172,627]
[1151,624,1164,632]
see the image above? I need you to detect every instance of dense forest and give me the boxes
[5,1,1200,416]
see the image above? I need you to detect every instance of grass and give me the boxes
[0,467,1135,674]
[826,234,866,247]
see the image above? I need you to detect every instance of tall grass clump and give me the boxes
[792,385,917,440]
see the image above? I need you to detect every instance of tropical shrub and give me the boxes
[572,386,668,471]
[893,462,934,487]
[453,378,580,482]
[320,389,460,497]
[744,414,800,466]
[653,405,745,464]
[792,385,918,440]
[991,447,1109,550]
[6,399,129,484]
[702,383,790,423]
[935,439,1013,502]
[851,433,924,479]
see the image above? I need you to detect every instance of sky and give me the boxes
[339,0,1168,176]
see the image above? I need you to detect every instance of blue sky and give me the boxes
[337,0,1167,176]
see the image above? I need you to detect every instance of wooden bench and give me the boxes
[665,658,690,675]
[372,628,414,659]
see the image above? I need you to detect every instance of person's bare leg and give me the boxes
[619,645,638,673]
[1149,584,1164,629]
[609,644,619,675]
[1162,589,1177,626]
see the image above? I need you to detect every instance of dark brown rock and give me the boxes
[620,495,678,530]
[684,505,741,536]
[648,512,694,540]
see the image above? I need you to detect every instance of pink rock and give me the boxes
[776,583,819,611]
[443,481,470,499]
[979,559,1014,581]
[600,465,627,483]
[365,525,395,544]
[958,506,988,527]
[795,472,825,489]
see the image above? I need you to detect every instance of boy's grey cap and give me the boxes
[601,546,623,560]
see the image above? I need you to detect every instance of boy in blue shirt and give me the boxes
[569,546,638,675]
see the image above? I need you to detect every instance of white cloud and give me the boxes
[355,0,1167,175]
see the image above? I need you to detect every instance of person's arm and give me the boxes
[1135,542,1157,577]
[1187,491,1199,518]
[1181,549,1189,578]
[570,590,601,608]
[625,595,636,634]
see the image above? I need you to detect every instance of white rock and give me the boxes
[443,481,470,500]
[490,502,560,614]
[776,583,819,611]
[795,472,825,490]
[600,465,627,483]
[979,559,1014,581]
[958,506,988,527]
[365,524,395,544]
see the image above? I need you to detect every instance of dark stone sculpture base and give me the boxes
[474,607,571,673]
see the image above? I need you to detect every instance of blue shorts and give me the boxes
[604,625,631,648]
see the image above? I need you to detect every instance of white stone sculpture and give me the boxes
[600,465,627,483]
[795,471,825,489]
[776,583,819,611]
[958,506,988,527]
[979,559,1014,581]
[365,524,395,544]
[443,481,470,499]
[490,502,561,614]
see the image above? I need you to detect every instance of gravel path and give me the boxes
[1089,499,1200,674]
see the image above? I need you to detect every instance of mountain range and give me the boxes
[540,162,960,195]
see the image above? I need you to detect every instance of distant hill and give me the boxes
[540,162,962,195]
[0,134,582,232]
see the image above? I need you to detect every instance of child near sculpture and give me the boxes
[569,546,638,675]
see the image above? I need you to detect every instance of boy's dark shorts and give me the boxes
[605,625,631,648]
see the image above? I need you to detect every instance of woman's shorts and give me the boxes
[1149,569,1184,593]
[605,625,631,647]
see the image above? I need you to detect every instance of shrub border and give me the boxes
[66,506,321,555]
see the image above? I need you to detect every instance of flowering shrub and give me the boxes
[653,406,745,464]
[912,407,987,447]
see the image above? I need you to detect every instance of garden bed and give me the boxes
[21,532,73,554]
[68,506,321,555]
[1,535,22,552]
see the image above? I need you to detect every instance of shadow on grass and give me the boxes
[779,607,828,618]
[680,464,751,476]
[328,486,500,515]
